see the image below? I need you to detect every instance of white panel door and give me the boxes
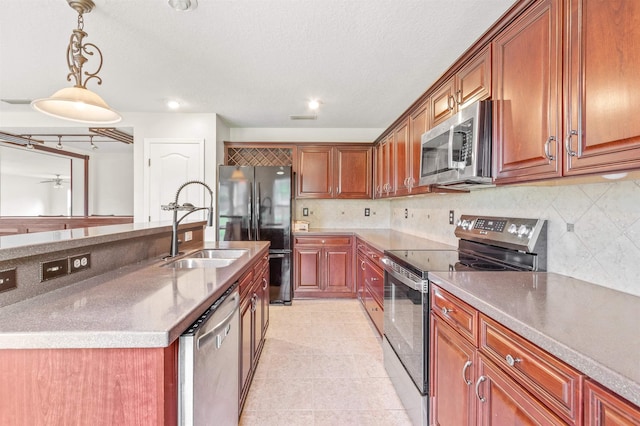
[145,139,204,222]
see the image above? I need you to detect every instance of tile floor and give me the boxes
[239,299,412,426]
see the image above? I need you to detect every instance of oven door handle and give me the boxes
[382,257,428,293]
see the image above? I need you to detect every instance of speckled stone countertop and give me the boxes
[429,270,640,406]
[0,240,269,349]
[296,228,456,252]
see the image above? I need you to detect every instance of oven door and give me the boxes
[383,268,429,394]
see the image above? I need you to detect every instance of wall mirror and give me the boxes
[0,127,133,218]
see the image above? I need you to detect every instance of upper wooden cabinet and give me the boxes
[297,145,372,199]
[563,0,640,176]
[375,135,394,198]
[494,0,640,183]
[493,0,562,182]
[430,45,492,127]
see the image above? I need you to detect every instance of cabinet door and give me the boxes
[457,44,492,110]
[324,245,353,294]
[585,379,640,426]
[297,146,333,198]
[356,249,366,302]
[374,142,385,198]
[409,100,429,193]
[492,0,562,183]
[431,315,477,426]
[393,119,410,197]
[293,246,322,293]
[259,266,269,341]
[239,296,254,407]
[476,355,565,425]
[334,146,372,199]
[430,77,457,127]
[564,0,640,175]
[381,135,394,196]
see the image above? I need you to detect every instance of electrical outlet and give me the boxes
[404,208,408,219]
[0,268,17,293]
[184,231,193,242]
[70,253,91,273]
[364,208,370,217]
[567,223,575,232]
[449,210,455,225]
[302,208,309,217]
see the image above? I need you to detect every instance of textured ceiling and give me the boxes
[0,0,515,129]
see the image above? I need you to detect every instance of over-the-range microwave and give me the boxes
[419,100,493,189]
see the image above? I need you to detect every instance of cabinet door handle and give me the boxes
[475,376,487,403]
[361,260,366,271]
[544,136,556,161]
[566,129,578,157]
[505,354,522,367]
[262,277,268,290]
[456,89,462,105]
[462,360,473,386]
[447,94,456,111]
[441,307,453,315]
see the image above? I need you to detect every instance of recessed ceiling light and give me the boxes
[168,0,198,11]
[308,99,320,110]
[167,100,181,110]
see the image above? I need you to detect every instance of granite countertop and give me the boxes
[296,228,456,252]
[429,270,640,406]
[0,240,269,349]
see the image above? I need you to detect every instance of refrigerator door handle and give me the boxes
[255,182,261,241]
[247,182,253,241]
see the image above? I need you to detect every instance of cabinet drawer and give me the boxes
[585,379,640,425]
[365,259,383,305]
[294,236,352,246]
[239,270,254,299]
[480,314,583,424]
[363,285,383,336]
[431,286,478,345]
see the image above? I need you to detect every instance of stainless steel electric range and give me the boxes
[381,215,547,426]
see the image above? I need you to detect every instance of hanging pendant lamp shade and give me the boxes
[31,0,121,124]
[32,86,121,124]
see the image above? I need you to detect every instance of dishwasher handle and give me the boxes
[196,292,240,350]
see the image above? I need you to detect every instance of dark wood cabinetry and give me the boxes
[494,0,640,183]
[239,252,269,411]
[585,379,640,426]
[297,145,372,199]
[493,0,562,182]
[293,235,354,298]
[563,0,640,176]
[355,238,383,335]
[431,285,583,425]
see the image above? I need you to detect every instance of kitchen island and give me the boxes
[0,222,269,425]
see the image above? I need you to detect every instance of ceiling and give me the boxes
[0,0,515,130]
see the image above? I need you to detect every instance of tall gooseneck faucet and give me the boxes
[161,180,215,258]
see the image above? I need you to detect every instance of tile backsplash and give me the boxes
[297,178,640,297]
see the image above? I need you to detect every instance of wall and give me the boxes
[389,178,640,297]
[89,152,133,216]
[229,127,383,142]
[294,199,389,229]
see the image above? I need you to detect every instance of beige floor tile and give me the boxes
[240,299,411,425]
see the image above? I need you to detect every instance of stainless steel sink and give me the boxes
[164,249,248,269]
[167,258,237,269]
[189,249,248,259]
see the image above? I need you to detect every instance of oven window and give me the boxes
[384,271,428,393]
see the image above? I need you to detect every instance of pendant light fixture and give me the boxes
[31,0,121,124]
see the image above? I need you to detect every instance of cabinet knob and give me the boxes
[441,307,453,315]
[505,354,522,367]
[262,277,268,290]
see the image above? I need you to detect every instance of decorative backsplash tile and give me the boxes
[296,179,640,297]
[390,180,640,297]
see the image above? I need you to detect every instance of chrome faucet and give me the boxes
[161,180,215,258]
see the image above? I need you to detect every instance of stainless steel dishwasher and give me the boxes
[179,282,240,425]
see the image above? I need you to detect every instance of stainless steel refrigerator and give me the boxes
[217,165,293,304]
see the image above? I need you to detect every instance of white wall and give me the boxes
[90,152,134,216]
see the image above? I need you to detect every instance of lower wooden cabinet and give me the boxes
[431,285,585,425]
[356,238,384,335]
[293,235,354,298]
[585,379,640,426]
[239,252,269,412]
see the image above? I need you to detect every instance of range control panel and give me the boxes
[455,215,546,253]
